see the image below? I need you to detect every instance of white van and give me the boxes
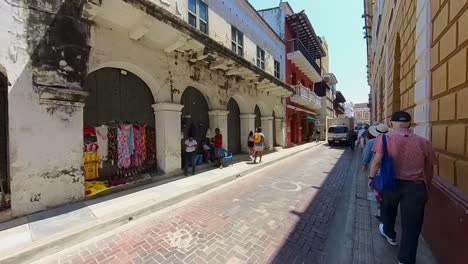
[327,125,349,146]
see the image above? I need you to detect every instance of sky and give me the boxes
[249,0,370,104]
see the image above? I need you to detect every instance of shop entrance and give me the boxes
[0,73,9,210]
[227,98,241,154]
[181,87,209,142]
[83,67,157,197]
[254,105,261,130]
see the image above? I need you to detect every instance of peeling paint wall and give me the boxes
[0,0,89,217]
[147,0,286,81]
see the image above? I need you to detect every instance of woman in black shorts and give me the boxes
[247,131,255,160]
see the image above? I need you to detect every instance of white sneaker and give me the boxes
[379,223,398,246]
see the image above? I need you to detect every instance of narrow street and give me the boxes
[35,145,354,264]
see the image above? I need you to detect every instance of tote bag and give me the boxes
[371,134,397,192]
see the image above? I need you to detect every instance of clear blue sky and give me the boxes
[249,0,370,104]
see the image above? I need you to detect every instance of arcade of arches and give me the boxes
[79,68,285,198]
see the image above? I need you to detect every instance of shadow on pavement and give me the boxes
[268,148,353,264]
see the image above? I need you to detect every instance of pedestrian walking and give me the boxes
[362,123,389,221]
[184,135,197,176]
[369,111,435,264]
[315,128,321,142]
[348,129,358,150]
[212,128,224,169]
[253,127,265,164]
[358,126,369,153]
[247,131,255,160]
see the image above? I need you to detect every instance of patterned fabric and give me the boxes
[83,151,99,180]
[126,124,134,155]
[131,126,144,167]
[141,126,147,162]
[108,127,118,165]
[146,127,156,161]
[372,128,435,181]
[118,125,132,169]
[95,125,108,161]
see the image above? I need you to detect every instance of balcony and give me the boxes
[287,39,322,83]
[290,85,321,110]
[334,101,345,115]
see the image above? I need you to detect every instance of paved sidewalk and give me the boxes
[0,142,321,264]
[34,144,351,264]
[351,150,438,264]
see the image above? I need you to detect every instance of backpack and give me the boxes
[254,133,262,143]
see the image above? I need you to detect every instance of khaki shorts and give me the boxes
[255,145,264,152]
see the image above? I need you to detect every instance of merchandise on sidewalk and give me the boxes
[82,122,158,197]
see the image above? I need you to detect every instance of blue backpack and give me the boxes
[371,134,397,192]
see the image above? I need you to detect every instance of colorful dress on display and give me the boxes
[131,126,144,167]
[118,125,132,169]
[108,126,118,165]
[83,151,99,180]
[95,125,109,163]
[141,125,147,162]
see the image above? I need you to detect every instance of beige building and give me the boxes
[364,0,468,262]
[353,103,370,125]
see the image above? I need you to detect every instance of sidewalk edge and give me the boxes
[0,143,322,264]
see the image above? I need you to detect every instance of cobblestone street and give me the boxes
[35,145,353,264]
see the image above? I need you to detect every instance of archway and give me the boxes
[0,73,9,209]
[227,98,241,154]
[393,34,401,113]
[83,67,157,188]
[181,87,209,143]
[254,105,261,129]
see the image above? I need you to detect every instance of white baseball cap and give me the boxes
[369,123,389,137]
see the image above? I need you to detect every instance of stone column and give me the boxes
[208,110,229,149]
[153,103,184,175]
[275,118,286,147]
[414,0,432,139]
[261,116,274,150]
[240,114,256,152]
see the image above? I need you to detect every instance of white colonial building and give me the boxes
[0,0,292,217]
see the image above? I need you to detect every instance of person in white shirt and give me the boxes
[184,135,198,176]
[358,126,369,152]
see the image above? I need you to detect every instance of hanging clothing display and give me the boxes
[83,122,158,197]
[108,126,118,165]
[95,125,109,162]
[117,125,131,169]
[141,125,147,162]
[83,151,99,180]
[132,126,144,167]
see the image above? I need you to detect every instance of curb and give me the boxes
[0,143,323,264]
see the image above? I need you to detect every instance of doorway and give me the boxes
[227,98,241,154]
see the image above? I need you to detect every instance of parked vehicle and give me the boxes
[326,117,355,146]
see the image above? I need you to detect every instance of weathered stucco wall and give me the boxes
[0,0,90,217]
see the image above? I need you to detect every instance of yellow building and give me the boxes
[364,0,468,263]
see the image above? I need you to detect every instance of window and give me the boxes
[274,60,280,78]
[328,126,348,134]
[256,46,265,70]
[231,27,243,56]
[188,0,208,34]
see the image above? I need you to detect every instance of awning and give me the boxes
[305,116,316,122]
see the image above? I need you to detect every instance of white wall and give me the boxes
[152,0,286,81]
[0,1,85,217]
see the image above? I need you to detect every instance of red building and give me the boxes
[284,12,325,145]
[259,4,325,146]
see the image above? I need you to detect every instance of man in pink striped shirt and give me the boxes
[369,111,435,264]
